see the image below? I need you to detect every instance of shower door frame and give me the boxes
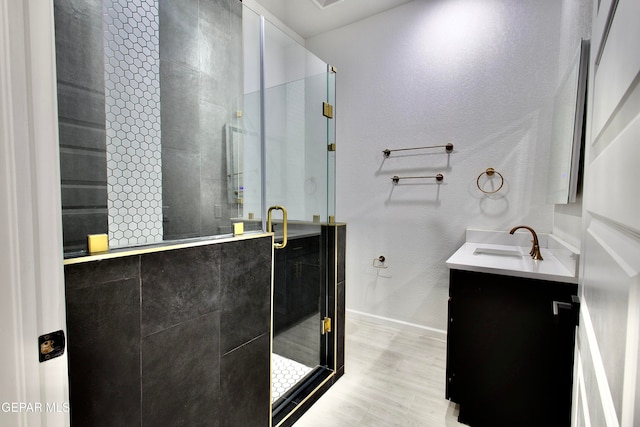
[252,13,340,427]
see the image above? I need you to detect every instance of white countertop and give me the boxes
[446,241,578,283]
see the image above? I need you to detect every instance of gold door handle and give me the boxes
[267,205,288,249]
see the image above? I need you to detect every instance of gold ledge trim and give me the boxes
[63,232,273,265]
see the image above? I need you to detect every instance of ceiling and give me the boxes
[251,0,413,39]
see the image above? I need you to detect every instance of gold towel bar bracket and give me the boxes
[476,168,504,194]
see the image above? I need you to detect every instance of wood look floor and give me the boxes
[293,316,467,427]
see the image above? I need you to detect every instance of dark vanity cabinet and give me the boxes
[274,235,321,332]
[446,269,579,427]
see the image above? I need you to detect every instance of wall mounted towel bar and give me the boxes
[383,143,453,157]
[392,174,444,184]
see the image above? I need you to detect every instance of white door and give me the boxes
[0,1,70,426]
[577,0,640,426]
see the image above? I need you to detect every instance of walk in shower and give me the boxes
[56,0,338,425]
[243,7,339,424]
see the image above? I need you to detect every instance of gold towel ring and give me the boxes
[477,168,504,194]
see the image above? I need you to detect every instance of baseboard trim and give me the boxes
[346,309,447,342]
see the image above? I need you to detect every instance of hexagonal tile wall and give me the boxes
[104,0,162,248]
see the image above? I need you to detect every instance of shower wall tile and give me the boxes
[157,0,242,241]
[200,100,227,181]
[141,311,220,427]
[199,0,242,109]
[200,177,229,236]
[159,61,201,153]
[58,0,243,250]
[140,245,220,336]
[54,0,105,92]
[104,0,163,248]
[162,148,201,239]
[61,185,108,209]
[61,212,109,251]
[220,238,272,353]
[57,83,106,126]
[199,13,230,82]
[64,256,139,290]
[55,0,108,254]
[65,274,141,427]
[158,0,200,70]
[58,122,106,152]
[59,150,107,184]
[199,0,233,37]
[220,333,271,427]
[65,236,272,426]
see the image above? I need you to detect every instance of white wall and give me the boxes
[552,0,592,250]
[307,0,572,331]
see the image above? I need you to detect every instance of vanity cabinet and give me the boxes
[446,269,579,427]
[274,235,321,332]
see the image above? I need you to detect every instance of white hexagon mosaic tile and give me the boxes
[103,0,162,248]
[272,354,313,402]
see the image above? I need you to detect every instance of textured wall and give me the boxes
[552,0,592,249]
[307,0,570,331]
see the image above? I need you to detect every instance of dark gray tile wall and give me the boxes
[54,0,108,253]
[220,238,272,352]
[65,257,141,427]
[160,0,243,239]
[220,333,271,427]
[142,312,221,427]
[64,236,272,426]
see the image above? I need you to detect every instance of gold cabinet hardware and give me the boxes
[322,317,332,335]
[323,102,334,119]
[267,205,288,249]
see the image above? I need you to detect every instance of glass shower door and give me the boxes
[261,18,335,411]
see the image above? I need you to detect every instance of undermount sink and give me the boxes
[473,247,523,257]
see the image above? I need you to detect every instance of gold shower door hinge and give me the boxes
[328,143,336,152]
[322,317,332,335]
[323,102,334,119]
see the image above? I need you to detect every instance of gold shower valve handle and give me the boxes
[477,167,504,194]
[267,205,288,249]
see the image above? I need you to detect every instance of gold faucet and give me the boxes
[509,225,543,260]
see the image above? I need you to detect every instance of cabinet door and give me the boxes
[446,269,578,427]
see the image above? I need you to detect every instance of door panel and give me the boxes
[591,0,640,138]
[261,14,334,412]
[580,0,640,425]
